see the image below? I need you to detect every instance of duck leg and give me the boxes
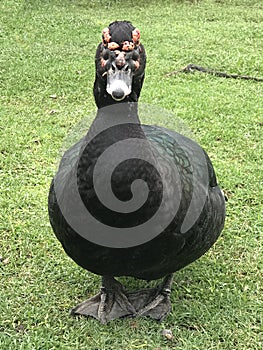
[127,274,174,321]
[71,276,136,324]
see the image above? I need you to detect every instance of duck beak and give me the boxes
[106,63,133,101]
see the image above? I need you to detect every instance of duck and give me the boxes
[48,20,226,324]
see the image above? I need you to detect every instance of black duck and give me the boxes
[48,21,225,324]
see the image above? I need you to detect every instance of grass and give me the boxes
[0,0,262,349]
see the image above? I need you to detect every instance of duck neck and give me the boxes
[97,101,140,123]
[80,102,148,179]
[87,101,144,141]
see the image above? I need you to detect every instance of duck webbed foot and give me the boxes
[71,276,136,324]
[127,274,174,321]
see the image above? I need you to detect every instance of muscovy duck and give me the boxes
[48,21,225,324]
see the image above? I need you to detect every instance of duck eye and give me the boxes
[102,50,110,60]
[132,51,139,61]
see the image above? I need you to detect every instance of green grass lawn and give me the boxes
[1,0,262,349]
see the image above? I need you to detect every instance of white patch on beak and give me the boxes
[106,67,133,101]
[107,79,132,101]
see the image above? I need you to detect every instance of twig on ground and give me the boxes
[166,63,263,82]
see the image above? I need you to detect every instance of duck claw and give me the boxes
[71,277,136,324]
[127,287,171,321]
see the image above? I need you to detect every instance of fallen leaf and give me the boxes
[161,329,174,340]
[3,257,9,265]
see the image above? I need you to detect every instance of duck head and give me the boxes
[94,21,146,108]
